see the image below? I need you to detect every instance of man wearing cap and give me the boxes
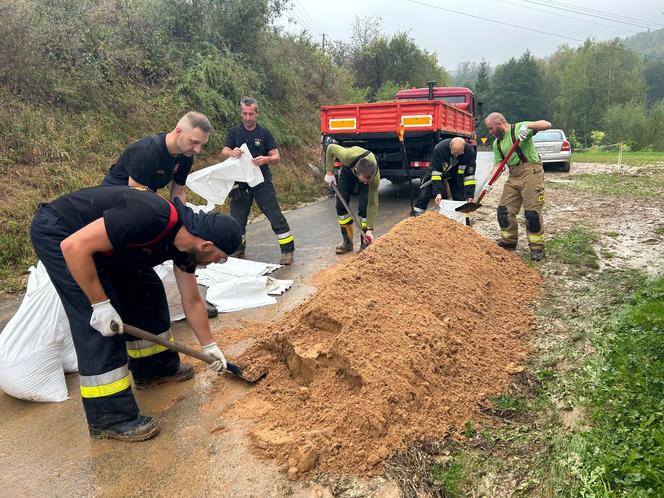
[413,137,477,216]
[30,185,242,442]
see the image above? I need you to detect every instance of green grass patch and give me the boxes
[432,459,464,496]
[559,275,664,496]
[567,172,664,199]
[547,228,600,269]
[573,150,664,166]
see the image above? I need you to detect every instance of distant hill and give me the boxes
[623,28,664,59]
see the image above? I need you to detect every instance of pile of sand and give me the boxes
[224,212,541,478]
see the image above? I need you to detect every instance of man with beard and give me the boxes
[102,112,211,204]
[485,112,551,260]
[31,186,241,441]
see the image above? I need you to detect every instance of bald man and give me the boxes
[102,112,211,204]
[414,137,477,216]
[485,112,551,261]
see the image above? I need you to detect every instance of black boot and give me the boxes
[335,225,353,254]
[89,414,161,442]
[530,248,545,261]
[233,239,246,259]
[134,363,195,390]
[496,239,517,250]
[206,301,218,319]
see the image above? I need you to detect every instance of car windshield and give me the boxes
[534,130,564,142]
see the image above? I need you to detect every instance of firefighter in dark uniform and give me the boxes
[414,137,477,216]
[222,97,294,265]
[102,111,211,204]
[30,186,241,441]
[102,111,218,318]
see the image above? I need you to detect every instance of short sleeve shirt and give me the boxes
[48,186,196,273]
[103,133,194,191]
[492,121,541,166]
[224,124,278,178]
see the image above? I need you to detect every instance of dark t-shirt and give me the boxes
[224,124,278,180]
[103,133,193,191]
[48,186,195,273]
[431,139,477,200]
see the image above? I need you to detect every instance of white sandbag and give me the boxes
[206,276,276,313]
[154,262,185,321]
[438,200,468,224]
[0,262,73,402]
[186,143,263,212]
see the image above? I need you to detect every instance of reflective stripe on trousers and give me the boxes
[126,329,174,359]
[80,365,131,398]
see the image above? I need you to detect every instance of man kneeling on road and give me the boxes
[324,143,380,253]
[414,137,477,217]
[485,112,551,261]
[31,186,241,441]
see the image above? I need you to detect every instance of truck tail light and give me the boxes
[561,140,570,151]
[409,161,430,168]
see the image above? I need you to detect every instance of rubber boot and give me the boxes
[280,251,294,265]
[530,248,545,261]
[335,225,353,254]
[89,414,161,442]
[496,239,517,250]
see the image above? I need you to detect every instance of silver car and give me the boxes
[533,129,571,172]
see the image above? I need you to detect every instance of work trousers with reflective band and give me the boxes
[414,168,467,214]
[30,206,180,428]
[336,166,369,229]
[230,180,294,253]
[497,162,545,250]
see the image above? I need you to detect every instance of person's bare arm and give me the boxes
[127,176,144,188]
[170,182,186,204]
[222,146,242,159]
[252,148,280,166]
[528,120,551,132]
[60,219,114,304]
[174,267,215,346]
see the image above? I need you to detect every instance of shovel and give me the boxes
[112,322,265,383]
[330,182,370,245]
[455,138,521,213]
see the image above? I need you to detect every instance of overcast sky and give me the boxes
[278,0,664,70]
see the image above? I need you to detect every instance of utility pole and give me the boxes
[321,33,326,54]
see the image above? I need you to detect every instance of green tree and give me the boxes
[643,59,664,107]
[489,51,547,123]
[555,39,644,144]
[474,61,491,136]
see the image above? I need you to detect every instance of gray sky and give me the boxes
[278,0,664,70]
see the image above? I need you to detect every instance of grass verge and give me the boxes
[430,263,664,496]
[572,151,664,166]
[562,172,664,199]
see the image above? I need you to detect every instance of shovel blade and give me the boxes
[455,201,481,213]
[226,361,267,384]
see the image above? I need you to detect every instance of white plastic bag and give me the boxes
[0,262,75,402]
[438,200,468,224]
[154,262,185,321]
[186,143,263,212]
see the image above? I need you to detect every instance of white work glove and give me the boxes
[517,125,530,141]
[364,230,374,245]
[203,343,227,372]
[324,172,336,185]
[90,299,123,337]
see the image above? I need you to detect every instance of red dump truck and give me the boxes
[320,82,480,184]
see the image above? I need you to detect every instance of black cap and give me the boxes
[173,199,242,255]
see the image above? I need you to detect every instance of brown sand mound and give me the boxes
[225,212,541,478]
